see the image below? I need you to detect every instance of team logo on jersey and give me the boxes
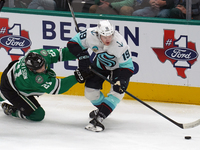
[152,30,198,78]
[40,50,48,56]
[96,52,116,70]
[35,75,44,84]
[92,46,98,52]
[91,30,96,36]
[117,41,123,47]
[0,18,31,61]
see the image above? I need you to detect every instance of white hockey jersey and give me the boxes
[70,27,134,72]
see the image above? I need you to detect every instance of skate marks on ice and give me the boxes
[0,94,200,150]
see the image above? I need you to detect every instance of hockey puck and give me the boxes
[184,136,191,140]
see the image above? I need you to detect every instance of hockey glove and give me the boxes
[77,51,91,73]
[74,68,94,83]
[113,79,127,94]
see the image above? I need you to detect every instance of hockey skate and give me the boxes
[85,116,105,132]
[1,103,16,115]
[89,109,99,118]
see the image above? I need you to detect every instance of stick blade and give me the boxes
[182,119,200,129]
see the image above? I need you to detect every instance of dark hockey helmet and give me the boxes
[25,52,45,71]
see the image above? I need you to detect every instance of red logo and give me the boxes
[152,30,198,78]
[0,18,31,61]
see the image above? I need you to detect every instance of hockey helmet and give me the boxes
[97,20,114,37]
[25,52,45,71]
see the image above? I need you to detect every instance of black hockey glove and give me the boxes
[113,79,127,94]
[74,68,94,83]
[77,51,91,73]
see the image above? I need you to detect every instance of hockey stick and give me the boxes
[89,67,200,129]
[66,0,200,129]
[0,0,5,11]
[66,0,80,33]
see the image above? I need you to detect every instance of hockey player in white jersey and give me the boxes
[67,20,134,132]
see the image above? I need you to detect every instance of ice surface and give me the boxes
[1,94,200,150]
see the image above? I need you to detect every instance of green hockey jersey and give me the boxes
[8,47,77,96]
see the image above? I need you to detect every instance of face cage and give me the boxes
[30,63,47,74]
[97,32,114,44]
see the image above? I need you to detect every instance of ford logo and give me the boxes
[0,35,31,48]
[165,47,198,61]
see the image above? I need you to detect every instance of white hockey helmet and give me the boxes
[97,20,114,36]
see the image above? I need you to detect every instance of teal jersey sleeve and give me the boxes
[69,30,88,50]
[119,58,134,72]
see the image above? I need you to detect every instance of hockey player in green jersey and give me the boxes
[0,47,87,121]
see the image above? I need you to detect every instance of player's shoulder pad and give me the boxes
[113,32,129,48]
[88,27,98,37]
[29,49,48,57]
[114,31,126,42]
[39,49,48,57]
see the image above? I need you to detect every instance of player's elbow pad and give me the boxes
[67,42,83,57]
[120,68,134,79]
